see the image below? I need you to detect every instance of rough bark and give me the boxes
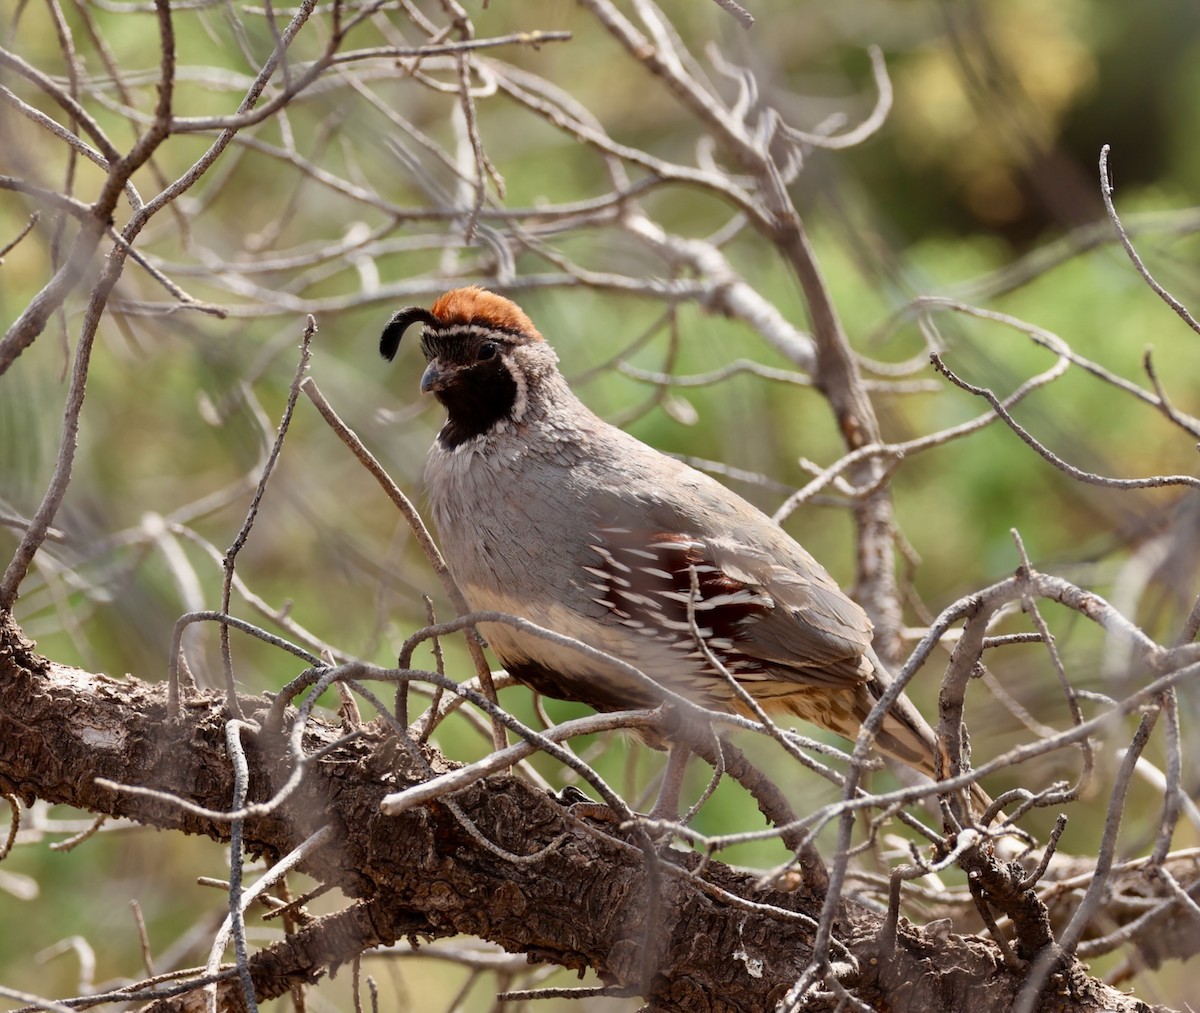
[0,613,1169,1012]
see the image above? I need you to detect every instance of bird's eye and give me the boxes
[477,341,497,361]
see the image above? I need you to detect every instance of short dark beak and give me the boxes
[420,360,443,394]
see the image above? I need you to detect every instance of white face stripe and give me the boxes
[507,355,529,423]
[425,322,527,342]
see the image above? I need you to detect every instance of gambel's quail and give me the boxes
[381,286,985,810]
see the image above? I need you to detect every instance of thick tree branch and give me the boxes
[0,613,1168,1012]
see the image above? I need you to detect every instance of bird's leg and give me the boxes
[647,743,692,821]
[689,733,830,894]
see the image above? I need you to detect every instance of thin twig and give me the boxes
[931,352,1200,490]
[1099,145,1200,337]
[0,211,39,259]
[219,316,315,717]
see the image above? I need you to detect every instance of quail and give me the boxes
[381,286,984,810]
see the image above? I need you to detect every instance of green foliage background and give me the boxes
[2,0,1199,1007]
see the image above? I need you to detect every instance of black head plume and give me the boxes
[380,306,440,362]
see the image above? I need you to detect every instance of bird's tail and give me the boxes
[853,659,995,822]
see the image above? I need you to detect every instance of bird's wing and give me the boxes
[706,534,874,685]
[583,525,873,691]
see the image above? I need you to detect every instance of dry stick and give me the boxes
[1150,690,1184,866]
[450,43,495,244]
[1100,144,1200,337]
[380,708,659,815]
[169,523,345,664]
[1142,348,1200,438]
[689,733,830,894]
[0,236,111,610]
[129,899,154,977]
[4,970,243,1010]
[709,0,754,29]
[1016,814,1069,892]
[299,377,507,753]
[218,719,259,1013]
[104,226,228,317]
[618,211,818,372]
[0,211,38,259]
[930,352,1200,491]
[1011,529,1094,806]
[0,178,95,224]
[411,670,520,745]
[0,985,78,1013]
[780,46,891,151]
[935,603,990,821]
[47,813,106,852]
[343,677,618,869]
[0,47,121,165]
[966,872,1021,971]
[218,317,315,718]
[1153,865,1200,928]
[393,610,760,734]
[709,50,899,652]
[1178,594,1200,646]
[205,823,335,1013]
[793,648,944,1001]
[642,769,940,862]
[764,163,900,660]
[945,208,1200,306]
[1163,601,1200,870]
[130,0,322,231]
[0,794,18,862]
[827,977,873,1013]
[162,12,340,138]
[104,665,342,825]
[68,0,191,240]
[350,955,364,1013]
[45,0,83,366]
[498,985,640,1004]
[327,31,574,66]
[404,594,442,731]
[678,735,724,829]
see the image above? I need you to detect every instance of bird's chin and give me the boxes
[426,382,463,407]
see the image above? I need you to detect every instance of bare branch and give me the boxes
[931,352,1200,491]
[1100,145,1200,337]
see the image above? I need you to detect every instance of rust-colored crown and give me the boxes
[429,286,543,340]
[380,286,542,361]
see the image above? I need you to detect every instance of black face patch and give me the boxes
[423,331,520,448]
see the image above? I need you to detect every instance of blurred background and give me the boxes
[2,0,1200,1007]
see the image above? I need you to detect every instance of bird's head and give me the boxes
[380,286,560,448]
